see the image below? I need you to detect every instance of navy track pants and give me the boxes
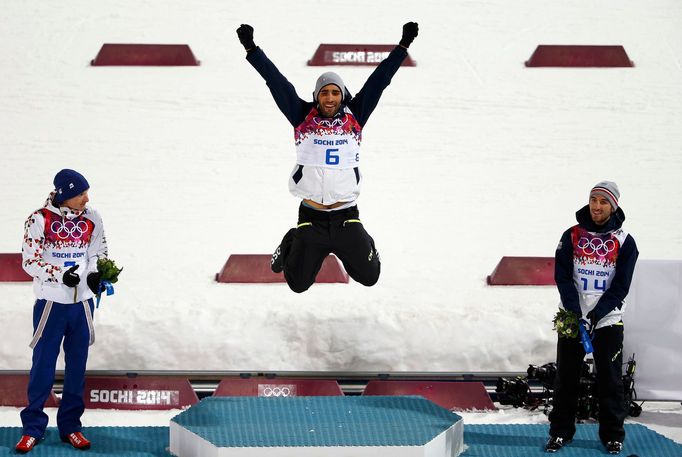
[21,298,94,439]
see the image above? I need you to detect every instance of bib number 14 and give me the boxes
[580,278,606,291]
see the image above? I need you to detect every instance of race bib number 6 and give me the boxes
[325,148,339,165]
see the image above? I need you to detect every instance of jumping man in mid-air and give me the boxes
[237,21,418,293]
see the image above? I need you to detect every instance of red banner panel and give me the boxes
[0,253,31,282]
[487,256,556,286]
[525,45,633,67]
[362,380,495,411]
[0,375,59,407]
[214,378,344,397]
[308,44,416,66]
[84,376,198,410]
[216,254,349,284]
[91,44,199,66]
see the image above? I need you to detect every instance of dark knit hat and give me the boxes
[53,169,89,204]
[590,181,619,210]
[313,72,345,102]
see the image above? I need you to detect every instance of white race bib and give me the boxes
[294,108,362,169]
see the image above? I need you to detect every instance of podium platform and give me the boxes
[170,396,463,457]
[1,423,681,457]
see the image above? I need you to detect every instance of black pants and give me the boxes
[548,324,626,444]
[282,204,380,293]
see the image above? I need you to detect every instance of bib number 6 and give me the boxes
[325,148,339,165]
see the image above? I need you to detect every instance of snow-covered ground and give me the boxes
[1,0,681,399]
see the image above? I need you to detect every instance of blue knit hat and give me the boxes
[53,169,89,204]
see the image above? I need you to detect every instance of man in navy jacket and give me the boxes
[237,22,418,293]
[546,181,638,455]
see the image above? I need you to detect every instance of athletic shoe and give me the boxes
[15,435,38,454]
[61,432,91,450]
[545,436,571,453]
[606,441,623,454]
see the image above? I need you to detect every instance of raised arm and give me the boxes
[237,24,310,127]
[348,22,419,126]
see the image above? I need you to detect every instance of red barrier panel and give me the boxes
[308,44,416,66]
[216,254,349,284]
[362,380,495,411]
[487,256,555,286]
[525,45,633,67]
[0,375,59,407]
[91,44,200,66]
[84,376,198,410]
[214,378,344,397]
[0,253,31,282]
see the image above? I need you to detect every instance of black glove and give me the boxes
[62,265,80,287]
[87,271,104,294]
[236,24,256,51]
[399,22,419,48]
[586,306,608,330]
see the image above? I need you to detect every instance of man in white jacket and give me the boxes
[16,169,107,454]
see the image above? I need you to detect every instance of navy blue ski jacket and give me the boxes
[555,205,639,324]
[245,45,408,127]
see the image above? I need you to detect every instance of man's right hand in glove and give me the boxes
[236,24,256,51]
[62,265,80,287]
[87,272,104,294]
[399,22,419,49]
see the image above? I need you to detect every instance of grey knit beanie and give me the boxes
[590,181,620,210]
[313,72,345,102]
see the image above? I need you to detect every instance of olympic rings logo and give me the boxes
[50,220,90,240]
[577,237,616,256]
[313,117,347,128]
[258,384,296,397]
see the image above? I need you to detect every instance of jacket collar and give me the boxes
[575,204,625,233]
[43,191,87,220]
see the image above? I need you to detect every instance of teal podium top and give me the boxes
[171,395,462,448]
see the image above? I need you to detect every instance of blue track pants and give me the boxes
[20,298,94,438]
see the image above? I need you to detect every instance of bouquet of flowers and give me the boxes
[552,308,579,338]
[97,258,123,284]
[95,258,122,307]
